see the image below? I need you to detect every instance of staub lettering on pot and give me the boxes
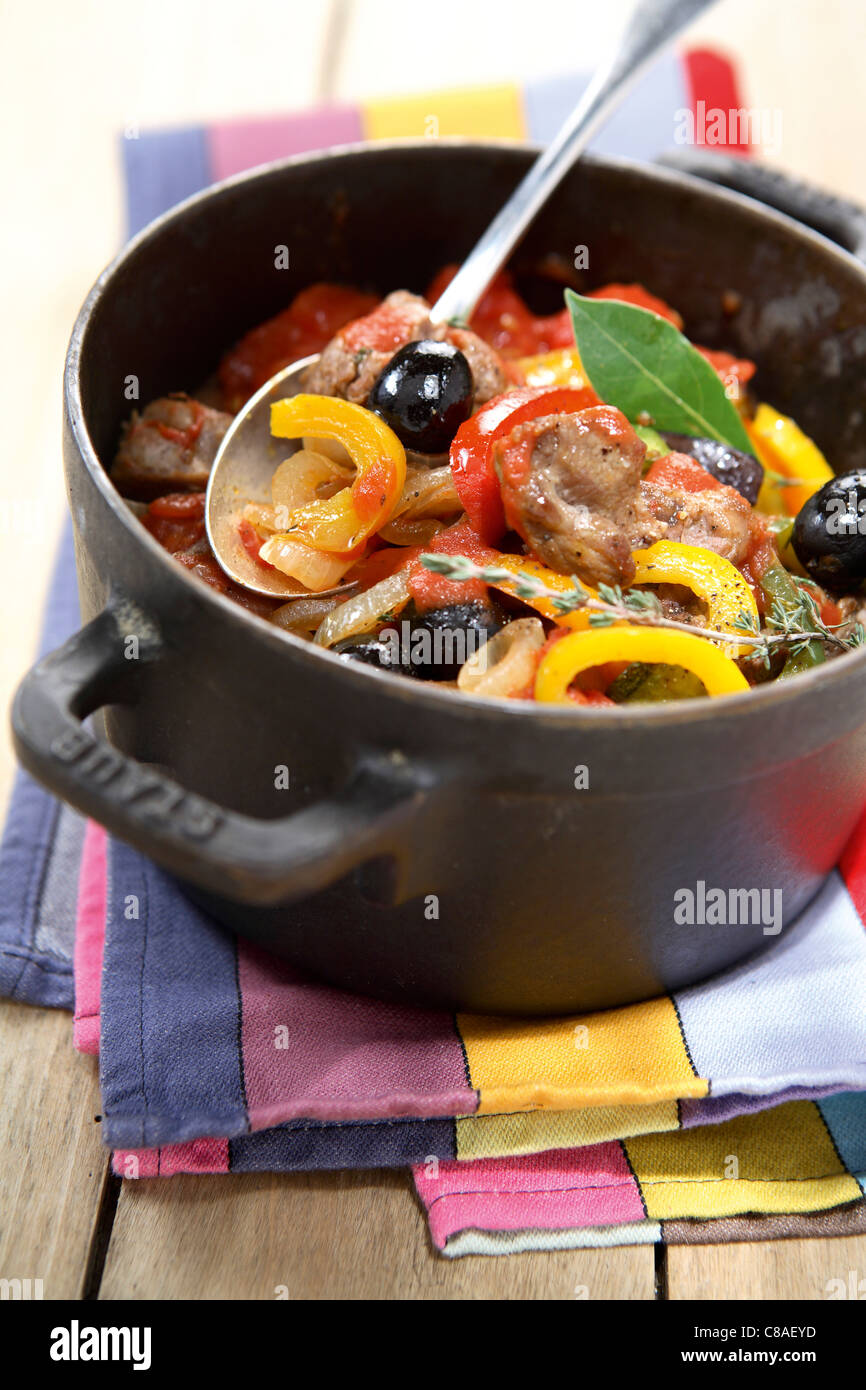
[48,728,223,840]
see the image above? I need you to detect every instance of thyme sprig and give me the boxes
[419,553,865,660]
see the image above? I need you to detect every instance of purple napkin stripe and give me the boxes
[99,840,249,1148]
[679,1085,846,1128]
[0,525,80,1005]
[120,126,212,246]
[227,1115,456,1173]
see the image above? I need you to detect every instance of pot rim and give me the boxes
[63,137,866,733]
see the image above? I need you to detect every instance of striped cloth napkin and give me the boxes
[4,55,865,1256]
[16,761,866,1254]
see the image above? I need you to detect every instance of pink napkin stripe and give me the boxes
[112,1138,230,1178]
[237,940,477,1125]
[72,820,107,1056]
[207,108,364,182]
[414,1144,646,1249]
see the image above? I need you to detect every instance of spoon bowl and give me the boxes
[205,355,360,599]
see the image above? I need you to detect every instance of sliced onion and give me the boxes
[302,435,353,468]
[271,448,353,522]
[457,617,545,699]
[392,465,461,521]
[268,594,341,637]
[259,534,358,591]
[243,501,279,534]
[314,570,411,648]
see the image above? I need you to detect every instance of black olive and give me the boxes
[659,431,764,504]
[332,634,416,677]
[406,601,506,680]
[792,471,866,593]
[368,339,473,454]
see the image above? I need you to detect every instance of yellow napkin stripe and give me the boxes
[361,84,526,141]
[456,1100,680,1161]
[624,1101,861,1219]
[458,995,708,1115]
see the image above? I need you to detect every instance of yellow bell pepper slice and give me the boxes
[484,554,597,631]
[534,627,750,703]
[747,404,833,517]
[513,348,588,389]
[630,540,759,638]
[270,395,406,552]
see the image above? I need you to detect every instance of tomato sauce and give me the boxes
[345,544,421,592]
[218,284,379,411]
[427,266,574,358]
[142,491,207,552]
[645,453,723,493]
[341,299,424,354]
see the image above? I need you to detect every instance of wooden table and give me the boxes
[2,0,865,1299]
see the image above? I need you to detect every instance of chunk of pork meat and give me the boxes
[635,474,754,569]
[302,290,507,408]
[496,412,759,589]
[112,395,231,500]
[495,406,646,587]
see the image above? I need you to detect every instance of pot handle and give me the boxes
[11,600,440,907]
[658,150,866,265]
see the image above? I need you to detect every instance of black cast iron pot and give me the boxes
[11,143,866,1014]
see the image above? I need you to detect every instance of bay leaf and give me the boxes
[565,290,754,455]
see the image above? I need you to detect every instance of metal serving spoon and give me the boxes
[207,0,715,597]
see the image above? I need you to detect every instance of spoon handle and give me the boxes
[430,0,717,326]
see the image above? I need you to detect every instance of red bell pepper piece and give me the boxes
[407,520,499,611]
[237,517,275,569]
[449,386,599,543]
